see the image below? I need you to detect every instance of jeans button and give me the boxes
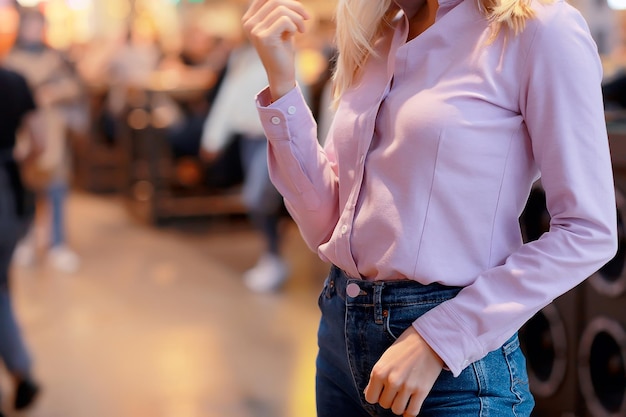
[346,283,361,298]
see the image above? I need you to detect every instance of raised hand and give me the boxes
[242,0,310,101]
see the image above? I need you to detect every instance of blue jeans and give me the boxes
[239,137,283,254]
[46,181,68,248]
[0,167,32,377]
[316,266,534,417]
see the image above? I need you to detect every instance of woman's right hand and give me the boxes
[242,0,310,102]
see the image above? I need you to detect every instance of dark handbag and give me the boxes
[0,149,36,230]
[204,133,244,190]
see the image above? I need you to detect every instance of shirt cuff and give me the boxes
[255,84,314,142]
[412,303,484,377]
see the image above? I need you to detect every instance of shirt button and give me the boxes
[287,106,297,115]
[340,224,348,234]
[271,116,281,125]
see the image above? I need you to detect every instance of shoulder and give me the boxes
[523,0,592,41]
[514,0,603,92]
[515,0,599,68]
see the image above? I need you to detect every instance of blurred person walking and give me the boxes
[200,39,308,293]
[5,9,84,273]
[0,63,43,415]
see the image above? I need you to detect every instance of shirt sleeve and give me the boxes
[413,2,618,377]
[256,85,341,252]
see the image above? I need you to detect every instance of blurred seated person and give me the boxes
[161,27,234,160]
[75,18,164,145]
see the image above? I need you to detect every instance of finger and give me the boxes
[251,8,305,30]
[378,383,399,409]
[256,0,310,25]
[265,5,308,33]
[404,392,425,417]
[251,6,307,38]
[364,378,384,405]
[242,0,270,22]
[391,390,411,416]
[244,0,308,26]
[255,15,307,47]
[265,0,310,19]
[243,0,273,36]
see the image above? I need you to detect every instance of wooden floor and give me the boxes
[2,191,330,417]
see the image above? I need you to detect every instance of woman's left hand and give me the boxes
[364,327,443,416]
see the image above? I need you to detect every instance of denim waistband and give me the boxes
[328,265,462,307]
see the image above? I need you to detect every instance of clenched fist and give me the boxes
[364,327,444,416]
[242,0,311,102]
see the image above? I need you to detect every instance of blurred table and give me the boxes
[119,71,246,225]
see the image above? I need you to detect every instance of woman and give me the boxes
[0,65,43,414]
[243,0,618,415]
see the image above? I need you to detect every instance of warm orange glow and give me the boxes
[0,5,18,57]
[104,0,130,20]
[297,48,330,86]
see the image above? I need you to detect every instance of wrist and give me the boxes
[269,79,296,103]
[412,328,444,367]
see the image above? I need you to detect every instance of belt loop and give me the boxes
[374,282,384,324]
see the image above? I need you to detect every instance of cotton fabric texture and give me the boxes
[256,0,617,377]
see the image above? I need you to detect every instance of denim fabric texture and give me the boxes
[47,181,68,247]
[239,136,283,254]
[315,265,535,417]
[239,136,282,216]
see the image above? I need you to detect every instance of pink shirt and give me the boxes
[256,0,617,376]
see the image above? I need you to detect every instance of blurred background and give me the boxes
[0,0,624,417]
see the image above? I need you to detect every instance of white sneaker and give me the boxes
[13,242,36,267]
[48,246,80,273]
[244,253,288,293]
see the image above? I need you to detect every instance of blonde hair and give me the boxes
[332,0,538,102]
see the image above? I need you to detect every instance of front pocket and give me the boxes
[503,335,529,386]
[384,288,463,341]
[384,301,445,341]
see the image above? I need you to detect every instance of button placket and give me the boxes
[336,104,381,276]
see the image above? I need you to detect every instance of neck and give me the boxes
[406,0,438,40]
[395,0,429,18]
